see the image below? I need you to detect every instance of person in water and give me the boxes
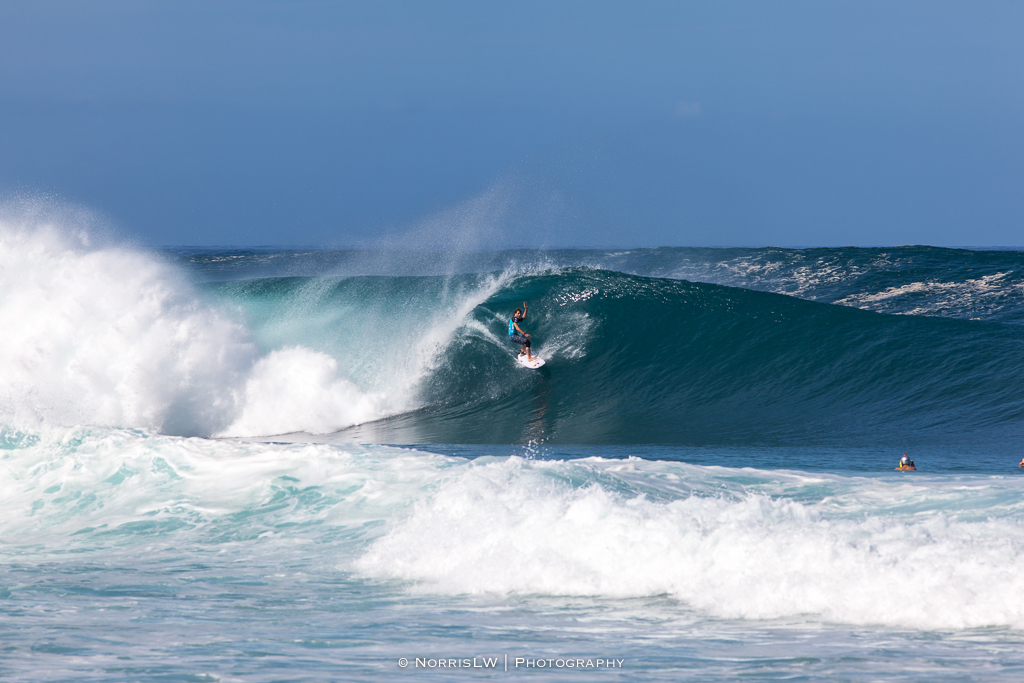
[509,302,535,361]
[897,454,916,470]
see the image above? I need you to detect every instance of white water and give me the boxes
[358,457,1024,630]
[6,426,1024,633]
[0,216,500,438]
[0,428,448,547]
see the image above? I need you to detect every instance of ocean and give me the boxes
[3,225,1024,681]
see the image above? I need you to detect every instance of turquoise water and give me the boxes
[3,228,1024,680]
[5,435,1024,681]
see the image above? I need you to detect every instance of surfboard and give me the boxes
[516,353,545,369]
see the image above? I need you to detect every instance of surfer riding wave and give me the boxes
[509,302,536,361]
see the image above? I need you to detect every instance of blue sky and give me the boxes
[1,1,1021,247]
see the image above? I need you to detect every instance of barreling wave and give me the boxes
[4,212,1024,446]
[345,268,1024,445]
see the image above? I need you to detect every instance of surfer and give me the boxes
[897,454,916,471]
[509,302,536,361]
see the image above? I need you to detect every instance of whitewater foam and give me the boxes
[834,272,1018,319]
[0,214,512,438]
[357,457,1024,629]
[0,427,455,547]
[0,222,256,436]
[216,347,392,437]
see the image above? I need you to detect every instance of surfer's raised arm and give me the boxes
[522,301,528,319]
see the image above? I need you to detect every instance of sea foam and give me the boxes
[0,221,254,435]
[0,213,494,437]
[356,457,1024,629]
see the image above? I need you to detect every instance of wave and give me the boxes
[0,222,501,437]
[352,268,1024,446]
[7,427,1024,630]
[356,454,1024,629]
[208,273,506,437]
[4,215,1024,446]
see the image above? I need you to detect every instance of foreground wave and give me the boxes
[5,428,1024,630]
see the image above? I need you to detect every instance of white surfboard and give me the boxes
[516,353,545,369]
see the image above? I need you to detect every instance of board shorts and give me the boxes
[510,333,531,347]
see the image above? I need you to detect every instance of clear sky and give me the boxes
[1,1,1021,248]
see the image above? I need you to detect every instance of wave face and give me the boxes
[386,268,1024,446]
[3,224,1024,447]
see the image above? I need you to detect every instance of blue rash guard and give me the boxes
[509,314,531,347]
